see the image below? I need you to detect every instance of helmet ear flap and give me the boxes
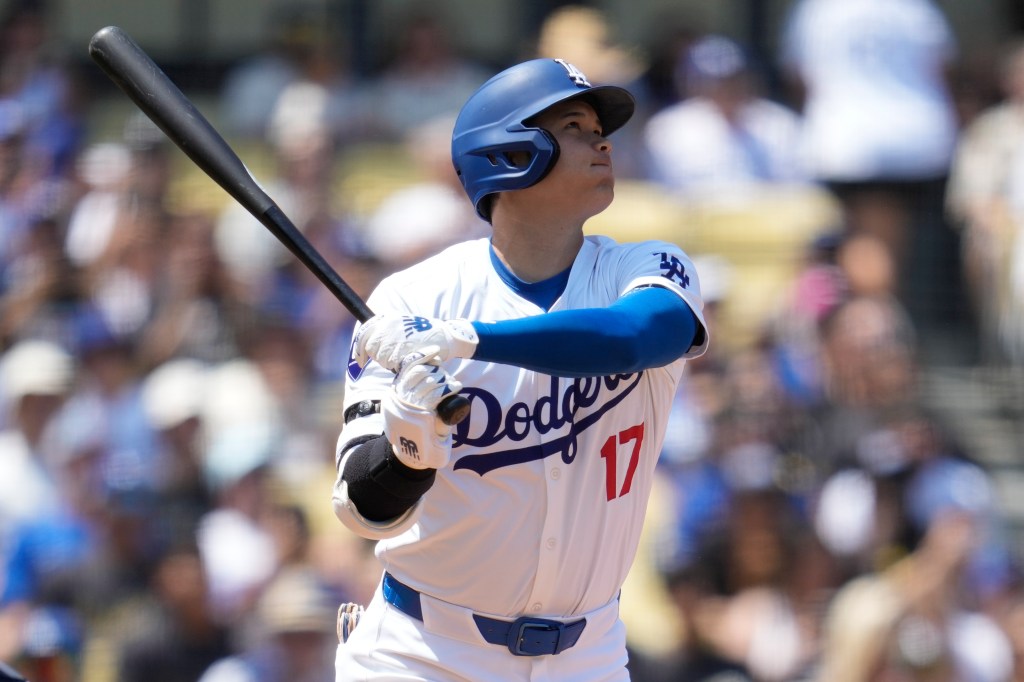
[459,125,561,221]
[477,131,560,222]
[529,128,560,184]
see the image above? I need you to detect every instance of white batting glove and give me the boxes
[383,346,463,470]
[354,315,478,373]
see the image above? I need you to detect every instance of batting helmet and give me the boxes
[451,58,635,221]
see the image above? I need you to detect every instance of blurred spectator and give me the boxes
[0,339,74,542]
[636,11,700,111]
[0,0,84,177]
[769,230,847,407]
[666,488,830,681]
[813,407,1014,595]
[237,321,335,488]
[0,212,83,348]
[535,5,645,93]
[197,567,336,682]
[656,363,733,575]
[0,403,156,666]
[64,143,174,350]
[359,114,488,269]
[658,340,812,576]
[121,111,174,215]
[816,294,917,434]
[779,0,964,339]
[817,512,1013,682]
[644,34,808,200]
[114,543,232,682]
[779,0,959,193]
[365,10,489,141]
[192,354,302,629]
[627,564,754,682]
[136,210,249,370]
[0,340,78,662]
[63,142,134,270]
[8,605,82,682]
[901,420,1015,605]
[56,307,159,494]
[214,80,373,301]
[195,417,281,627]
[0,98,63,278]
[946,37,1024,364]
[218,5,345,140]
[807,291,922,523]
[140,357,214,547]
[771,230,902,411]
[651,340,834,680]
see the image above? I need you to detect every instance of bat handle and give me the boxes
[437,393,471,426]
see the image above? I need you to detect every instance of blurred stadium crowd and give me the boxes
[2,0,1024,680]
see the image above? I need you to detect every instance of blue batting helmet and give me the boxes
[451,58,635,221]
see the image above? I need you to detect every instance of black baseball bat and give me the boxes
[88,25,470,426]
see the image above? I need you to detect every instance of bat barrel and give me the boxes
[88,26,274,216]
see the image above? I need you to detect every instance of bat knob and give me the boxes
[437,394,471,426]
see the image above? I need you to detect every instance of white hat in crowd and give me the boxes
[0,339,74,402]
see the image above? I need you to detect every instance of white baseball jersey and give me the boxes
[339,235,706,620]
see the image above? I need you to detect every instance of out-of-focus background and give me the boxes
[1,0,1023,680]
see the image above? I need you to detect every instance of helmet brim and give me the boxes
[524,85,635,137]
[570,85,635,137]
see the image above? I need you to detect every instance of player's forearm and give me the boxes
[472,286,698,377]
[342,434,436,521]
[333,430,437,539]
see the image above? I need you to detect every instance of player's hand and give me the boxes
[383,346,463,470]
[354,315,478,373]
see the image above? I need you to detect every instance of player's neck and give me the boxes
[490,220,583,283]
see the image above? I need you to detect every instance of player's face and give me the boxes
[522,99,615,220]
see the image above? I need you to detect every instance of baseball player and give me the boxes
[333,58,709,681]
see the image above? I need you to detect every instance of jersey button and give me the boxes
[531,603,542,612]
[546,537,556,549]
[550,467,561,479]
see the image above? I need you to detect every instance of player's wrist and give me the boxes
[383,396,452,470]
[444,319,479,359]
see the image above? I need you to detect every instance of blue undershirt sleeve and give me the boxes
[471,286,699,377]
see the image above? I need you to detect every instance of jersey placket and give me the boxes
[525,377,570,615]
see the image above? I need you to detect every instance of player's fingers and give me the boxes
[352,319,374,365]
[395,347,461,407]
[405,370,462,411]
[397,345,442,374]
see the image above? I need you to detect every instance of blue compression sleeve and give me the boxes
[472,286,699,377]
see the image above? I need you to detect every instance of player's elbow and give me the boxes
[332,433,435,540]
[616,310,696,371]
[609,287,699,371]
[332,478,421,540]
[615,332,654,372]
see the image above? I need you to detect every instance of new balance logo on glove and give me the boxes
[403,316,434,337]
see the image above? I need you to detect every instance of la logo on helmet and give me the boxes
[554,59,591,87]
